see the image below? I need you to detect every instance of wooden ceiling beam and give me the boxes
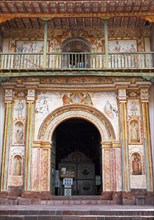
[67,18,70,29]
[29,18,33,28]
[0,12,154,24]
[20,18,26,28]
[37,18,41,28]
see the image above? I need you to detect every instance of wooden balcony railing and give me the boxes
[0,52,154,70]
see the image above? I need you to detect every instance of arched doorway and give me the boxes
[37,104,116,193]
[62,37,90,68]
[51,118,102,196]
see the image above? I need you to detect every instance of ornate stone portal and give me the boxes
[0,76,153,198]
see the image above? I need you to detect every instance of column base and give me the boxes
[21,191,52,200]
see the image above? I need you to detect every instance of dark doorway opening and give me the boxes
[51,118,102,196]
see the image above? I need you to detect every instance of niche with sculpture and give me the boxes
[14,121,24,145]
[13,155,22,176]
[129,120,140,143]
[131,153,142,175]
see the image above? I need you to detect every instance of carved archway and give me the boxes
[62,37,90,52]
[38,104,116,142]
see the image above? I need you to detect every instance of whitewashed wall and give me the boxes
[0,86,5,171]
[149,84,154,171]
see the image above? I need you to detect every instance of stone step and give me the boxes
[0,215,153,220]
[0,208,153,216]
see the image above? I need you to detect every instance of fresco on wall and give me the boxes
[131,152,142,175]
[62,92,93,105]
[14,121,24,145]
[14,100,26,118]
[129,120,140,143]
[129,145,146,189]
[35,91,119,140]
[109,40,137,53]
[16,41,44,53]
[128,100,140,116]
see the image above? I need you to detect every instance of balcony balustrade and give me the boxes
[0,52,154,71]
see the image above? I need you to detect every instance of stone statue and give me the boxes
[13,156,22,176]
[132,153,142,175]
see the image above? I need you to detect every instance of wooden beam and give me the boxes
[20,18,26,28]
[0,12,154,24]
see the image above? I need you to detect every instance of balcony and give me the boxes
[0,52,154,77]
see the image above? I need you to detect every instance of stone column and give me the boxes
[101,141,113,192]
[104,19,109,68]
[40,141,51,191]
[118,89,130,192]
[140,88,153,192]
[1,89,13,191]
[43,19,48,68]
[31,141,51,192]
[24,90,35,191]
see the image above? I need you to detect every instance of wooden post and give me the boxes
[104,19,109,68]
[43,19,48,68]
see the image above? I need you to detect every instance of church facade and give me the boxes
[0,0,154,203]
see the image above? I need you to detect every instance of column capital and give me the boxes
[118,89,127,102]
[101,141,112,149]
[33,140,52,148]
[26,89,36,102]
[5,89,13,102]
[140,88,149,102]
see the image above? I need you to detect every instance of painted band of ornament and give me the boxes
[38,104,116,141]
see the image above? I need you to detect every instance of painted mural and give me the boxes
[16,41,44,53]
[109,40,137,53]
[35,91,119,140]
[129,145,146,189]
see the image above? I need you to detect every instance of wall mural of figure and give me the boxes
[129,100,140,116]
[36,97,49,116]
[104,100,118,119]
[15,121,24,144]
[15,100,24,117]
[132,153,142,175]
[130,120,140,143]
[13,155,22,176]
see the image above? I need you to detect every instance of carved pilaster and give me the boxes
[140,88,153,192]
[101,141,112,191]
[118,89,130,192]
[1,90,13,191]
[24,90,35,191]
